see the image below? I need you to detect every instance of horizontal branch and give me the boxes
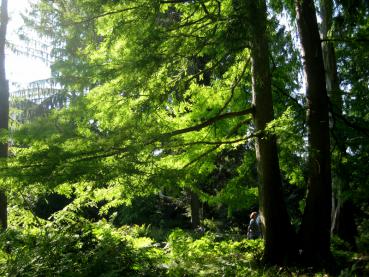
[173,134,257,147]
[74,5,143,24]
[169,15,210,30]
[155,107,254,141]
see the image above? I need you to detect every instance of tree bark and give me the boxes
[320,0,357,247]
[248,0,296,264]
[0,0,8,230]
[296,0,332,265]
[320,0,341,114]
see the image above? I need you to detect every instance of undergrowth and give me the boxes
[0,210,366,276]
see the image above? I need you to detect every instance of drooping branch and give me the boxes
[2,106,255,173]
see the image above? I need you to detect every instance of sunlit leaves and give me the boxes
[9,0,311,221]
[266,107,305,186]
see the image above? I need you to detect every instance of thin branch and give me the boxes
[331,110,369,137]
[199,0,216,22]
[183,53,228,85]
[19,190,43,227]
[272,83,304,110]
[73,6,143,25]
[155,107,254,141]
[180,117,255,169]
[173,133,257,147]
[228,118,252,135]
[218,57,250,115]
[184,54,228,84]
[180,119,255,170]
[168,15,209,31]
[182,145,219,169]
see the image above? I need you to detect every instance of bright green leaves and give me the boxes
[14,0,309,223]
[266,107,305,186]
[167,228,263,276]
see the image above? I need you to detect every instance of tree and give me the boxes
[319,0,356,246]
[246,0,296,264]
[296,0,332,264]
[12,0,367,267]
[0,0,8,230]
[10,0,299,264]
[10,78,72,124]
[329,0,369,248]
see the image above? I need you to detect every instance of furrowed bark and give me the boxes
[296,0,332,265]
[248,0,296,264]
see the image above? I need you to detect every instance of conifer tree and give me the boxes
[296,0,332,264]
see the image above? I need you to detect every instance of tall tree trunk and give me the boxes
[320,0,341,236]
[0,0,9,230]
[320,0,357,247]
[248,0,296,264]
[296,0,332,265]
[320,0,342,115]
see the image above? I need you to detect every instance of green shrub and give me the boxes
[0,216,165,277]
[357,218,369,255]
[165,228,263,276]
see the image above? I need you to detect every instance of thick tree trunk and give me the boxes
[320,0,357,246]
[320,0,342,115]
[248,0,296,264]
[296,0,332,265]
[0,0,8,230]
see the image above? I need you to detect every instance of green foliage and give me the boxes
[356,218,369,255]
[331,235,354,266]
[166,228,263,276]
[266,107,305,187]
[0,206,269,277]
[0,217,165,277]
[112,194,189,229]
[331,235,369,277]
[2,0,368,273]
